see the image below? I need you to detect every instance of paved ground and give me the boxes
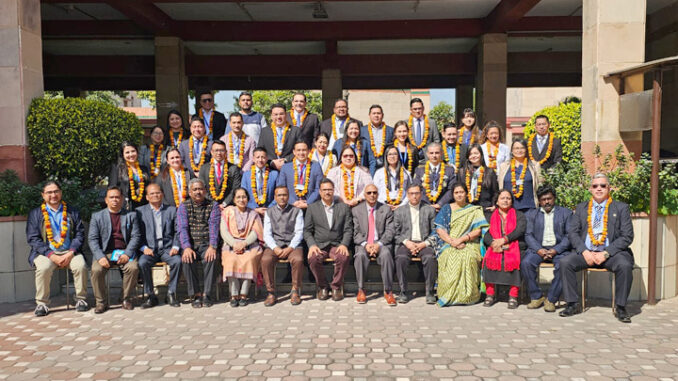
[1,292,677,381]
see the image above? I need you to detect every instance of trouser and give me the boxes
[182,245,218,298]
[560,251,634,307]
[520,249,572,303]
[261,247,304,293]
[138,251,182,295]
[395,244,437,293]
[308,246,350,290]
[228,278,251,297]
[485,283,519,298]
[34,253,88,306]
[354,245,394,292]
[91,253,139,306]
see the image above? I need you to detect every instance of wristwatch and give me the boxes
[602,251,610,259]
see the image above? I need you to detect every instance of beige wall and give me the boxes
[507,87,582,118]
[345,89,430,126]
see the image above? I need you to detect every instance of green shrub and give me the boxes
[523,100,581,165]
[27,97,142,187]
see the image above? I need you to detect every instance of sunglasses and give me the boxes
[592,184,608,189]
[201,98,213,103]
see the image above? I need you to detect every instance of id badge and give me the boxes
[516,180,524,186]
[295,184,305,191]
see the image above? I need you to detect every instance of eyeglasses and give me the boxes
[151,131,163,136]
[201,98,213,103]
[365,191,378,195]
[342,154,355,158]
[592,184,608,189]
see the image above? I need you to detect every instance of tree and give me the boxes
[233,90,322,123]
[137,90,156,108]
[428,101,455,131]
[42,90,129,106]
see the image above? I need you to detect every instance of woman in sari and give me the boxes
[434,182,489,306]
[221,187,264,307]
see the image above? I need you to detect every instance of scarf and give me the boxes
[483,208,520,272]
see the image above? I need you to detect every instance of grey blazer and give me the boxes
[394,203,437,246]
[88,209,142,261]
[136,204,180,257]
[352,201,394,247]
[303,198,353,249]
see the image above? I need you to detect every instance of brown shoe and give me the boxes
[94,304,108,314]
[264,293,276,307]
[526,296,545,309]
[544,300,556,313]
[317,288,330,301]
[122,299,134,311]
[332,288,344,301]
[384,292,397,306]
[356,289,367,304]
[290,290,301,305]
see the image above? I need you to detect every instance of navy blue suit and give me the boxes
[26,205,85,266]
[276,160,323,204]
[520,206,573,303]
[136,204,182,294]
[332,136,376,175]
[360,124,394,176]
[241,167,279,209]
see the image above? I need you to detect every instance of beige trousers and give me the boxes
[34,253,88,306]
[90,253,139,306]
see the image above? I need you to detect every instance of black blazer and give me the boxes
[258,126,301,163]
[198,161,242,205]
[483,209,527,253]
[413,163,456,206]
[109,162,151,211]
[135,203,180,256]
[287,111,320,148]
[568,200,634,258]
[210,110,228,142]
[457,166,499,212]
[442,142,468,169]
[303,198,353,249]
[529,133,563,170]
[525,205,572,255]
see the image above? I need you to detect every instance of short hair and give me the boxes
[239,91,252,99]
[443,123,458,132]
[42,180,62,192]
[292,92,307,101]
[410,98,424,107]
[369,104,383,113]
[591,173,610,185]
[253,147,268,155]
[234,187,250,201]
[274,185,289,194]
[535,114,550,124]
[188,178,205,188]
[407,183,423,192]
[212,139,226,148]
[450,182,468,194]
[189,115,205,126]
[106,186,122,197]
[334,99,347,107]
[319,178,335,188]
[294,140,309,149]
[146,182,162,193]
[270,103,286,113]
[536,184,556,200]
[229,112,243,121]
[196,89,213,99]
[426,142,442,152]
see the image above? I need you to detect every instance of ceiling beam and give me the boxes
[484,0,542,33]
[103,0,176,36]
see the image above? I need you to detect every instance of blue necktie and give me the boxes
[593,205,603,231]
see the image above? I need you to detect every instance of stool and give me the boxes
[582,268,616,313]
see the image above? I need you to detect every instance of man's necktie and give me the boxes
[216,163,222,185]
[193,140,200,163]
[432,167,439,189]
[593,205,603,231]
[299,164,305,185]
[257,170,264,195]
[415,119,422,144]
[367,207,375,244]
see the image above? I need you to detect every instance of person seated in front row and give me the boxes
[393,184,438,305]
[136,183,182,308]
[559,173,634,323]
[413,142,455,212]
[352,184,397,306]
[304,179,354,301]
[27,181,89,316]
[88,186,141,314]
[520,184,573,312]
[176,178,221,308]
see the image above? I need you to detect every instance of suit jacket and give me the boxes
[135,203,180,256]
[220,132,256,172]
[409,116,441,160]
[393,203,437,246]
[204,109,227,141]
[568,199,634,258]
[442,142,468,169]
[303,199,353,249]
[198,161,242,205]
[525,205,572,255]
[277,160,323,204]
[154,168,195,207]
[241,166,279,209]
[88,209,142,261]
[258,125,300,163]
[530,133,563,170]
[332,136,376,175]
[287,110,320,148]
[178,136,213,173]
[413,162,456,206]
[26,205,85,266]
[320,117,362,140]
[360,124,394,174]
[352,201,394,247]
[108,162,150,210]
[138,144,168,178]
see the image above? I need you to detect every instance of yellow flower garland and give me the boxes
[228,132,246,168]
[271,123,290,158]
[527,133,555,165]
[149,144,163,178]
[170,168,187,207]
[486,142,499,169]
[126,161,145,203]
[368,123,386,158]
[408,115,430,149]
[587,197,612,246]
[309,149,333,176]
[342,164,356,201]
[251,167,270,206]
[422,162,445,203]
[510,158,528,198]
[209,159,228,202]
[441,140,461,169]
[188,136,208,172]
[384,167,405,206]
[198,108,215,132]
[41,201,68,249]
[293,159,312,198]
[290,109,308,126]
[171,130,183,147]
[466,167,484,203]
[331,114,351,141]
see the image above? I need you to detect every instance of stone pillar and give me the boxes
[455,85,475,121]
[155,36,189,129]
[321,69,342,120]
[476,33,507,134]
[582,0,646,169]
[0,0,43,183]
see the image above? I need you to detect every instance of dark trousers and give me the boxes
[138,251,182,294]
[521,249,572,303]
[395,244,437,293]
[308,246,349,290]
[261,247,304,293]
[560,251,634,307]
[354,245,394,291]
[181,245,218,297]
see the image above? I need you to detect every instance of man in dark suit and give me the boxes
[304,178,353,301]
[241,147,279,216]
[258,103,301,170]
[408,98,441,161]
[560,173,634,322]
[393,184,438,304]
[528,115,563,171]
[352,184,396,305]
[277,140,323,210]
[521,184,573,312]
[413,143,455,212]
[179,115,213,177]
[287,92,320,148]
[89,187,142,314]
[441,123,468,171]
[320,99,362,149]
[198,140,241,205]
[196,89,227,141]
[360,104,393,174]
[136,184,182,308]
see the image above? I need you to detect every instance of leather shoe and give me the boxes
[483,295,495,307]
[316,288,330,301]
[203,296,213,308]
[290,289,301,305]
[507,296,519,309]
[122,299,134,310]
[332,288,344,301]
[615,306,632,323]
[384,292,397,306]
[94,304,108,314]
[425,292,437,305]
[559,303,580,317]
[191,296,203,308]
[356,289,367,304]
[264,293,277,307]
[396,292,409,304]
[167,292,180,307]
[141,296,158,309]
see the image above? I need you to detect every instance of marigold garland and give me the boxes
[290,109,308,127]
[422,162,445,203]
[309,149,333,176]
[587,197,612,246]
[293,159,312,198]
[368,123,386,158]
[149,144,163,178]
[41,201,68,249]
[442,140,461,169]
[188,136,208,172]
[397,141,414,174]
[251,167,270,206]
[170,168,187,207]
[408,115,430,149]
[486,142,499,169]
[331,114,351,141]
[198,108,215,133]
[527,133,555,165]
[171,130,183,147]
[384,166,405,206]
[341,164,356,201]
[271,123,290,158]
[347,139,362,164]
[126,161,145,202]
[510,158,528,198]
[465,166,484,203]
[209,159,228,202]
[228,132,246,168]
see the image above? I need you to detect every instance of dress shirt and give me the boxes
[470,167,481,199]
[231,134,242,166]
[370,124,384,153]
[323,200,335,229]
[373,167,410,207]
[202,108,213,137]
[585,199,609,251]
[263,204,304,250]
[540,207,557,247]
[295,111,303,127]
[172,169,185,202]
[409,203,422,242]
[193,137,205,164]
[537,133,548,152]
[46,204,72,251]
[141,204,179,252]
[428,162,442,190]
[361,203,381,247]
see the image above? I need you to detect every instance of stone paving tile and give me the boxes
[0,294,678,380]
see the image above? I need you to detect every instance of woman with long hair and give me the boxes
[310,132,337,176]
[108,141,150,211]
[459,108,482,146]
[166,110,188,148]
[497,139,542,213]
[139,125,167,180]
[457,143,499,215]
[372,145,413,210]
[479,121,510,170]
[332,120,375,174]
[155,147,194,207]
[392,120,419,177]
[326,145,373,207]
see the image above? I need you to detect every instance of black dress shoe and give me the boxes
[167,292,180,307]
[615,306,632,323]
[203,296,213,308]
[141,296,158,309]
[483,295,495,307]
[559,303,580,317]
[425,292,437,305]
[396,292,409,304]
[191,296,203,308]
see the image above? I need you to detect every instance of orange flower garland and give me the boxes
[486,142,499,169]
[126,161,145,202]
[587,197,612,246]
[408,115,430,149]
[228,132,246,168]
[422,163,445,203]
[41,201,68,249]
[527,133,555,165]
[209,159,228,201]
[368,123,386,158]
[465,167,484,203]
[290,109,308,127]
[331,114,351,141]
[271,123,290,158]
[510,158,528,198]
[309,149,333,176]
[397,141,414,174]
[293,160,312,198]
[251,167,270,206]
[149,144,163,178]
[188,136,208,172]
[442,140,461,169]
[170,168,187,207]
[384,167,405,206]
[171,130,183,147]
[341,164,356,201]
[198,108,215,132]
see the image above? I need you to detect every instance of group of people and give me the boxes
[26,90,635,323]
